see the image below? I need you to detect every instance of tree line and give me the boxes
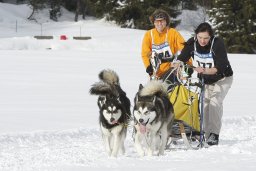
[1,0,256,53]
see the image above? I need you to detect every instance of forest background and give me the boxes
[1,0,256,53]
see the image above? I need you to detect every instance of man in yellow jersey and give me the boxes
[141,9,185,80]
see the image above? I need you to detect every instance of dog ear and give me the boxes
[139,84,144,91]
[98,96,106,108]
[152,96,156,104]
[134,93,139,103]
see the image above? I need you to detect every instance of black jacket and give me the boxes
[178,37,233,84]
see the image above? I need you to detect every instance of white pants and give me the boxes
[203,76,233,139]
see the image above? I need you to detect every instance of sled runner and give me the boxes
[149,56,205,150]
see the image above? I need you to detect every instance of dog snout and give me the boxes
[110,118,115,122]
[139,118,144,123]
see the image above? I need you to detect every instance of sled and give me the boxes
[149,57,205,149]
[167,78,203,150]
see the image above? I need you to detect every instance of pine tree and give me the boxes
[48,0,62,21]
[27,0,46,21]
[91,0,120,18]
[62,0,77,11]
[21,0,184,29]
[108,0,181,30]
[209,0,256,53]
[181,0,197,10]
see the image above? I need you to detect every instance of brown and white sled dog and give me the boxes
[89,69,131,157]
[133,80,174,156]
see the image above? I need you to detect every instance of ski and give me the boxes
[178,123,200,150]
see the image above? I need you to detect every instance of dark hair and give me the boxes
[149,9,171,26]
[195,22,214,37]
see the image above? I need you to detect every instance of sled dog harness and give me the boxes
[151,29,173,63]
[193,36,216,69]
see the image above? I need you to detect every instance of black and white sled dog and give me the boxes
[133,80,174,156]
[89,69,131,157]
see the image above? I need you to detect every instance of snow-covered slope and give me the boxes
[0,3,256,171]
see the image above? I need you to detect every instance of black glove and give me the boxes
[184,65,194,77]
[146,64,153,76]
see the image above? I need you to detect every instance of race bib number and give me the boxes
[152,42,173,62]
[193,51,214,68]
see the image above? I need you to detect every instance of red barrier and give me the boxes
[60,35,67,40]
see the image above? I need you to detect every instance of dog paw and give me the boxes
[110,153,118,158]
[107,151,112,156]
[147,149,153,156]
[120,148,125,155]
[159,150,164,155]
[137,150,144,157]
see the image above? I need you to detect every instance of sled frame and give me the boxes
[149,59,205,150]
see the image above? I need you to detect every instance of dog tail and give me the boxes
[89,82,118,96]
[140,80,168,97]
[90,69,120,96]
[99,69,120,86]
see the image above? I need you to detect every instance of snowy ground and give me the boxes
[0,3,256,171]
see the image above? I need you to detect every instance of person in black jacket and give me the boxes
[176,22,233,146]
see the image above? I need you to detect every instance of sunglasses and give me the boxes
[154,13,166,21]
